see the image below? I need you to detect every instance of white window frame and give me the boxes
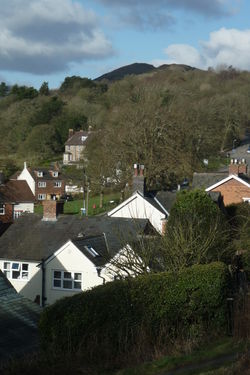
[52,270,82,291]
[3,261,29,280]
[37,171,43,177]
[0,203,5,215]
[54,181,62,188]
[52,171,58,178]
[242,197,250,203]
[38,194,46,200]
[38,181,46,188]
[14,210,23,219]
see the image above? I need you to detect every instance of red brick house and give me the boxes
[193,159,250,206]
[15,163,65,201]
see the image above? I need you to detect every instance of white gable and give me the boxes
[108,191,166,233]
[17,163,35,195]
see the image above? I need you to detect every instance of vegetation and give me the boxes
[39,263,229,367]
[0,65,250,189]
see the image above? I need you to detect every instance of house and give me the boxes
[108,164,177,234]
[0,270,41,364]
[63,129,90,165]
[0,179,35,223]
[0,200,151,306]
[192,159,250,205]
[14,162,65,201]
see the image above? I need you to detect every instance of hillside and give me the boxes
[0,64,250,189]
[95,62,156,81]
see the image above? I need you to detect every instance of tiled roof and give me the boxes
[192,172,228,189]
[0,271,41,364]
[0,180,35,203]
[0,214,150,263]
[65,130,89,146]
[30,168,64,181]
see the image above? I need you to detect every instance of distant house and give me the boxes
[0,200,151,306]
[14,162,65,201]
[0,271,41,364]
[108,164,177,234]
[63,129,90,165]
[192,159,250,205]
[0,179,35,223]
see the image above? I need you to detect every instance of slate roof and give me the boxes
[0,180,35,203]
[0,214,150,264]
[192,172,228,189]
[65,130,89,146]
[141,190,177,215]
[72,234,110,267]
[0,271,41,364]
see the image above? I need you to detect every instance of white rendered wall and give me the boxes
[0,259,42,303]
[45,242,103,305]
[108,193,165,233]
[17,167,35,195]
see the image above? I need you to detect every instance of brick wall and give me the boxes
[42,200,64,221]
[0,203,13,223]
[36,180,65,200]
[211,179,250,205]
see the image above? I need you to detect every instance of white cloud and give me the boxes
[0,0,113,74]
[152,28,250,71]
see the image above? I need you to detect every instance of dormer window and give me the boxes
[52,171,58,178]
[84,245,99,257]
[37,171,43,177]
[81,136,87,142]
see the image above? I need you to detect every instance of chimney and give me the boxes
[68,129,74,138]
[24,161,27,169]
[132,163,146,195]
[229,159,248,176]
[161,218,167,235]
[42,200,64,221]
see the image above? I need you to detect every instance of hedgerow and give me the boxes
[39,262,230,364]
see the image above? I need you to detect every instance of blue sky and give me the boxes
[0,0,249,89]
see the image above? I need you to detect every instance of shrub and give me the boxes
[39,262,230,365]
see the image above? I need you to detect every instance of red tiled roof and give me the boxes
[0,180,35,203]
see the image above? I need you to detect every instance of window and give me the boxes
[0,203,5,215]
[14,210,23,219]
[38,181,46,188]
[54,181,62,188]
[53,270,82,290]
[3,261,29,280]
[81,136,87,142]
[84,245,99,257]
[37,171,43,177]
[52,171,58,177]
[38,194,46,200]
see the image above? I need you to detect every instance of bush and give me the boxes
[39,262,230,365]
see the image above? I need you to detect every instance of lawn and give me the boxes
[34,192,121,216]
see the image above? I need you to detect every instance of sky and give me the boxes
[0,0,250,89]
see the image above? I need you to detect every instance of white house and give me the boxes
[0,200,150,306]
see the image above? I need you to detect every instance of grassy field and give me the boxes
[34,192,120,216]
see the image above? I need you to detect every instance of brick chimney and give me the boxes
[132,164,146,195]
[42,200,64,221]
[229,158,248,176]
[68,129,74,138]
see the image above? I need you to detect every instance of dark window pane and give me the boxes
[63,280,72,289]
[12,271,20,279]
[12,263,19,270]
[74,282,81,289]
[54,271,61,279]
[53,279,61,288]
[64,272,71,279]
[22,264,28,271]
[4,262,10,270]
[22,272,28,279]
[74,273,81,281]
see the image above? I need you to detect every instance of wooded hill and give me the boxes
[0,64,249,189]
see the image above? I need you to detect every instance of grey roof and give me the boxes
[192,172,228,189]
[0,271,41,364]
[0,214,150,264]
[30,168,64,181]
[65,130,89,146]
[142,190,177,215]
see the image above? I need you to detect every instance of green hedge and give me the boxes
[39,262,230,362]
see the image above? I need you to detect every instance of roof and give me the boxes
[0,214,150,263]
[30,168,64,181]
[146,190,177,215]
[0,271,41,364]
[72,234,110,267]
[205,174,250,191]
[192,172,228,189]
[65,130,89,146]
[0,180,35,204]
